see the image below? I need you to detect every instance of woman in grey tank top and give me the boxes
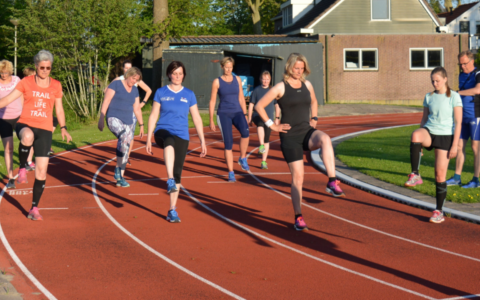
[255,53,345,232]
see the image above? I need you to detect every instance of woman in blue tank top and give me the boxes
[209,57,250,182]
[255,53,345,232]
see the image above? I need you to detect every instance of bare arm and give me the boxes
[236,76,247,114]
[0,89,23,109]
[54,97,72,143]
[190,104,207,157]
[248,103,254,124]
[449,106,463,159]
[305,80,318,128]
[209,78,219,131]
[138,80,152,108]
[458,83,480,96]
[133,96,144,138]
[145,101,161,155]
[255,82,290,133]
[98,88,116,131]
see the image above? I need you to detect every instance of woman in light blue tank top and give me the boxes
[208,57,250,182]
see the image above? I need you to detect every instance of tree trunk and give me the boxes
[153,0,169,91]
[246,0,263,35]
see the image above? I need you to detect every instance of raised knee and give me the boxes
[320,134,332,146]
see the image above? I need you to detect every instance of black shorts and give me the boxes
[0,117,19,139]
[252,115,272,143]
[280,128,316,163]
[154,129,189,184]
[15,123,53,157]
[424,128,453,151]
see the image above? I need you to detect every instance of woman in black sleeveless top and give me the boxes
[255,53,345,231]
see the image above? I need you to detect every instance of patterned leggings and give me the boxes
[107,117,135,170]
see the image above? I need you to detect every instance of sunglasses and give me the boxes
[38,66,51,71]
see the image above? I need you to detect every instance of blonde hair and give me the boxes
[23,67,36,76]
[458,50,474,61]
[124,66,142,81]
[430,67,451,97]
[283,53,310,82]
[221,57,235,67]
[0,60,14,75]
[260,70,272,87]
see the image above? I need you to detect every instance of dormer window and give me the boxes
[371,0,390,21]
[283,5,293,27]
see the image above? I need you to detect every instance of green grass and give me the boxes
[335,125,479,203]
[0,111,215,179]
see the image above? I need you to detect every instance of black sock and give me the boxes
[410,142,422,175]
[32,179,46,208]
[435,181,447,211]
[18,143,32,169]
[295,214,302,220]
[328,177,336,183]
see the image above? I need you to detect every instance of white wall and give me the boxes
[280,0,315,25]
[445,2,480,34]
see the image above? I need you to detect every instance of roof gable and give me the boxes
[437,2,478,25]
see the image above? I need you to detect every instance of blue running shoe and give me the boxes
[114,167,122,182]
[167,178,178,194]
[446,177,461,186]
[238,157,250,171]
[116,177,130,188]
[228,171,236,182]
[166,208,181,223]
[461,180,479,189]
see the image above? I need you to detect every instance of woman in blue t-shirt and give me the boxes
[209,57,250,182]
[405,67,463,224]
[98,67,144,188]
[146,61,207,223]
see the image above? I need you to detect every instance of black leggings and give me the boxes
[154,129,189,184]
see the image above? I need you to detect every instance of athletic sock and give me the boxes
[473,177,479,184]
[410,142,422,175]
[328,177,337,183]
[32,179,46,208]
[435,181,447,211]
[453,174,461,181]
[18,143,32,169]
[295,214,302,220]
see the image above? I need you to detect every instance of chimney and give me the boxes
[445,0,453,12]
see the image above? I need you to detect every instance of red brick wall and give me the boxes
[320,34,468,104]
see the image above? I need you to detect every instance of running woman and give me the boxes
[405,67,462,223]
[0,50,72,220]
[209,57,250,182]
[247,71,280,169]
[446,51,480,188]
[98,67,144,188]
[113,60,152,165]
[255,53,345,231]
[0,60,24,189]
[146,61,207,222]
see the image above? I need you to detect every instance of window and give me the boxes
[344,49,378,71]
[283,6,293,27]
[460,21,470,34]
[410,48,443,70]
[371,0,390,21]
[476,21,480,34]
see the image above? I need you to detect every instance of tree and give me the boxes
[428,0,443,14]
[246,0,264,34]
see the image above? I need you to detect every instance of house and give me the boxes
[437,2,480,51]
[275,0,442,35]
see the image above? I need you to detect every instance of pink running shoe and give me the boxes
[405,173,423,187]
[326,180,345,197]
[26,162,36,172]
[294,216,308,231]
[27,207,43,221]
[429,210,444,224]
[17,168,28,184]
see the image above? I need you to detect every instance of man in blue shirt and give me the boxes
[447,50,480,188]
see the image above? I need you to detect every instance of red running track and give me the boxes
[0,113,479,300]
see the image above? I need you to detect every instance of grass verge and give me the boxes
[0,111,216,179]
[335,125,479,204]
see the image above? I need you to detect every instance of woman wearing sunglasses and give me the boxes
[0,50,72,221]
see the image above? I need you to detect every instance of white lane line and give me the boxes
[38,208,68,210]
[0,183,57,300]
[91,149,245,300]
[245,130,480,263]
[207,182,235,184]
[128,194,159,196]
[440,294,480,300]
[180,185,435,300]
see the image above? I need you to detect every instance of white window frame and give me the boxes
[371,0,391,21]
[343,48,379,71]
[409,48,444,70]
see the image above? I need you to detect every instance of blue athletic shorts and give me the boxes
[217,112,249,150]
[460,118,480,141]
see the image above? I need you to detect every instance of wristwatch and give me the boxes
[311,117,318,121]
[61,126,67,130]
